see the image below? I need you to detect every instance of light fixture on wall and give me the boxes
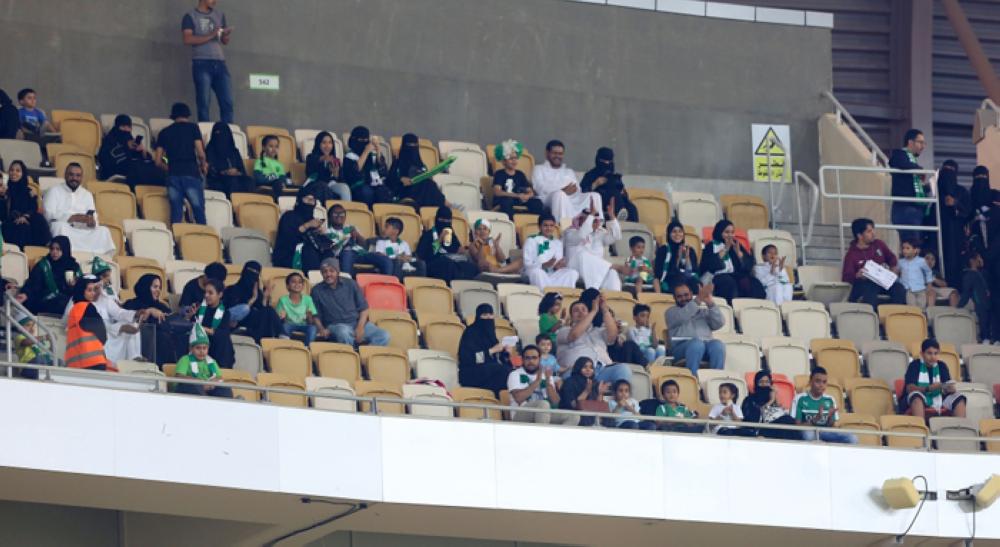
[878,476,935,545]
[944,474,1000,547]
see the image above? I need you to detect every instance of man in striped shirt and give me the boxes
[792,367,857,444]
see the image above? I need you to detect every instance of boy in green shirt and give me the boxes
[175,323,232,398]
[655,379,702,432]
[276,272,319,345]
[791,367,856,444]
[14,312,53,379]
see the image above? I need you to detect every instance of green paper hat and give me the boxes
[473,218,491,231]
[91,256,111,276]
[494,139,523,162]
[189,322,210,348]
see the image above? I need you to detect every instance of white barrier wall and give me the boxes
[0,378,997,540]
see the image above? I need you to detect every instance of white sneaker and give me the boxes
[401,262,416,273]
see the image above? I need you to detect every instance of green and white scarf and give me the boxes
[196,300,226,329]
[906,150,930,215]
[916,361,942,407]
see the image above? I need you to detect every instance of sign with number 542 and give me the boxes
[249,74,280,91]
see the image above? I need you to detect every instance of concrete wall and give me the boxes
[0,0,831,181]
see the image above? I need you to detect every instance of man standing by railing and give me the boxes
[889,129,930,244]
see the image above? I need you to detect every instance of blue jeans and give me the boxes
[327,321,390,347]
[192,59,234,124]
[671,338,725,375]
[167,175,206,224]
[283,322,317,345]
[339,249,393,276]
[891,203,925,245]
[228,304,250,325]
[595,362,633,385]
[802,429,858,444]
[643,346,666,364]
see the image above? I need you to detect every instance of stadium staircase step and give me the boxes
[773,221,846,267]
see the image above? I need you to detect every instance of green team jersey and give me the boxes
[791,392,839,426]
[175,354,222,381]
[655,402,695,418]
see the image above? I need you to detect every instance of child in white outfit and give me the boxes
[752,244,792,305]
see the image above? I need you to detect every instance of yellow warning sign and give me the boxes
[752,124,791,182]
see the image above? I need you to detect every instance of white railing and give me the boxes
[818,165,945,278]
[823,91,888,167]
[793,170,820,265]
[3,293,62,368]
[981,98,1000,113]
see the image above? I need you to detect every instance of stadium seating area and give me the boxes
[1,109,999,452]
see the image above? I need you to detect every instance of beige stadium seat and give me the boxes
[421,314,465,359]
[452,280,500,321]
[60,118,102,156]
[140,193,172,225]
[603,291,637,324]
[53,152,97,182]
[451,386,502,420]
[309,342,361,384]
[403,383,454,417]
[38,176,65,196]
[409,283,454,318]
[962,344,1000,389]
[0,139,48,173]
[500,289,542,322]
[46,142,86,159]
[721,194,769,231]
[305,376,357,412]
[513,319,541,347]
[838,413,881,446]
[954,382,995,423]
[368,309,419,351]
[762,337,810,378]
[165,260,205,294]
[436,174,483,212]
[119,258,166,290]
[236,200,280,244]
[2,248,29,286]
[178,231,223,264]
[216,369,258,401]
[830,302,880,348]
[373,203,422,249]
[50,109,96,130]
[612,222,655,261]
[129,226,174,265]
[732,298,782,340]
[232,335,264,377]
[355,381,405,415]
[651,368,700,409]
[862,341,910,387]
[261,338,312,378]
[880,415,929,449]
[845,378,894,418]
[148,118,172,141]
[747,229,798,266]
[929,417,979,452]
[810,339,861,383]
[23,246,49,270]
[122,218,168,240]
[258,373,307,408]
[438,141,488,179]
[701,373,748,406]
[782,303,831,342]
[981,419,1000,453]
[628,188,671,226]
[360,346,410,382]
[413,351,460,390]
[672,191,721,232]
[928,307,978,348]
[880,306,928,348]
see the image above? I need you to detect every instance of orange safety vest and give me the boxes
[65,302,115,372]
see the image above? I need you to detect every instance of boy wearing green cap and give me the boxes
[175,323,233,398]
[14,312,53,379]
[91,256,117,299]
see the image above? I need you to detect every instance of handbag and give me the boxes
[304,229,337,256]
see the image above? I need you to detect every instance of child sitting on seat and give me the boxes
[374,217,425,280]
[622,236,656,293]
[627,303,665,364]
[752,244,792,305]
[276,272,319,346]
[174,323,233,398]
[254,135,292,200]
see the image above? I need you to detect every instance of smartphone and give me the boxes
[86,210,95,215]
[135,135,144,145]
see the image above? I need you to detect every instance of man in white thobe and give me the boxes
[564,208,622,291]
[522,213,579,289]
[43,163,117,255]
[531,140,602,223]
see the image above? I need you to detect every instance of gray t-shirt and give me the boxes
[182,8,227,60]
[311,278,368,329]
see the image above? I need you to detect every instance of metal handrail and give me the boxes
[818,164,945,279]
[3,293,62,370]
[3,362,991,452]
[981,97,1000,113]
[823,91,888,166]
[793,170,820,265]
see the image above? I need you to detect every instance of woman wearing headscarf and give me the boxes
[0,89,19,139]
[272,188,332,271]
[1,159,51,247]
[123,273,177,365]
[416,206,478,282]
[77,258,149,364]
[17,236,82,314]
[205,122,254,196]
[654,220,699,293]
[183,278,234,368]
[700,219,764,302]
[65,275,114,371]
[740,370,800,440]
[388,133,450,210]
[937,160,972,287]
[557,356,604,426]
[305,131,351,202]
[224,260,282,341]
[579,147,637,221]
[96,114,163,188]
[342,126,392,207]
[971,165,992,243]
[457,304,513,396]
